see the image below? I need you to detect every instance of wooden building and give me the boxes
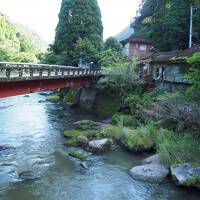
[121,37,155,60]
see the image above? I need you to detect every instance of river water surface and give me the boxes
[0,93,199,200]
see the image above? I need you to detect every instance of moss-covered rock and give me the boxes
[171,163,200,189]
[64,88,78,103]
[46,95,60,103]
[73,120,102,130]
[63,130,96,140]
[63,140,81,147]
[98,125,121,142]
[120,128,154,152]
[68,151,88,160]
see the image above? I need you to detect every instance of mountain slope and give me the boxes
[115,26,134,42]
[0,12,47,63]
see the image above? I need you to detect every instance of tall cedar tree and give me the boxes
[132,0,200,51]
[53,0,103,66]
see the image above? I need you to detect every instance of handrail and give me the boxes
[0,62,102,82]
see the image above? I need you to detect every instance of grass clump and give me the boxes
[157,131,200,166]
[98,124,121,141]
[120,126,155,152]
[63,140,81,147]
[68,151,88,160]
[46,95,60,102]
[74,120,100,130]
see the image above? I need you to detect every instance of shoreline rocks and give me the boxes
[130,164,169,183]
[171,163,200,189]
[88,138,112,154]
[142,154,162,165]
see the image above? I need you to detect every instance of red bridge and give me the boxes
[0,62,101,98]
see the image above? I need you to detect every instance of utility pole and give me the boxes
[189,3,193,48]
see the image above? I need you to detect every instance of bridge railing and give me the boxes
[0,62,101,82]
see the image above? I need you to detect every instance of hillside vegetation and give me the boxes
[0,12,47,63]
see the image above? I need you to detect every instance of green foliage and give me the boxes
[68,151,88,160]
[98,125,121,141]
[64,88,78,104]
[74,38,98,64]
[133,0,200,51]
[157,131,200,166]
[122,88,165,120]
[63,130,95,140]
[73,120,100,130]
[120,126,155,152]
[184,52,200,101]
[98,59,138,95]
[104,37,122,52]
[0,13,44,63]
[46,95,60,103]
[98,49,125,67]
[52,0,103,65]
[112,113,140,128]
[63,139,81,147]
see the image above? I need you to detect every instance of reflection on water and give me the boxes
[0,93,199,200]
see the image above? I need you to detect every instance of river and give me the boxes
[0,93,199,200]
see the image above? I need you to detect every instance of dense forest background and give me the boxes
[132,0,200,51]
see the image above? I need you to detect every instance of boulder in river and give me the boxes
[142,154,162,165]
[171,163,200,188]
[77,136,89,147]
[18,171,38,181]
[130,164,169,183]
[88,138,112,153]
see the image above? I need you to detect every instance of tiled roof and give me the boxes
[121,37,153,45]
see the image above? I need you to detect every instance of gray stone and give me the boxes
[79,87,97,110]
[130,164,169,183]
[142,154,162,165]
[77,136,89,147]
[18,171,37,181]
[171,163,200,188]
[80,162,88,169]
[88,138,112,153]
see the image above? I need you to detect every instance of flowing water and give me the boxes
[0,93,199,200]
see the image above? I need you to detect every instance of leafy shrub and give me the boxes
[112,113,140,128]
[98,125,121,141]
[146,93,200,134]
[120,126,155,152]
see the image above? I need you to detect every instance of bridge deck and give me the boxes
[0,62,102,98]
[0,62,101,82]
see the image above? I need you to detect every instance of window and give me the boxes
[139,44,147,51]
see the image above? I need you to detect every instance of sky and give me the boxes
[0,0,140,43]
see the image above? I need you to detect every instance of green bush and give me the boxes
[120,127,155,152]
[98,124,121,141]
[112,113,140,128]
[157,131,200,166]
